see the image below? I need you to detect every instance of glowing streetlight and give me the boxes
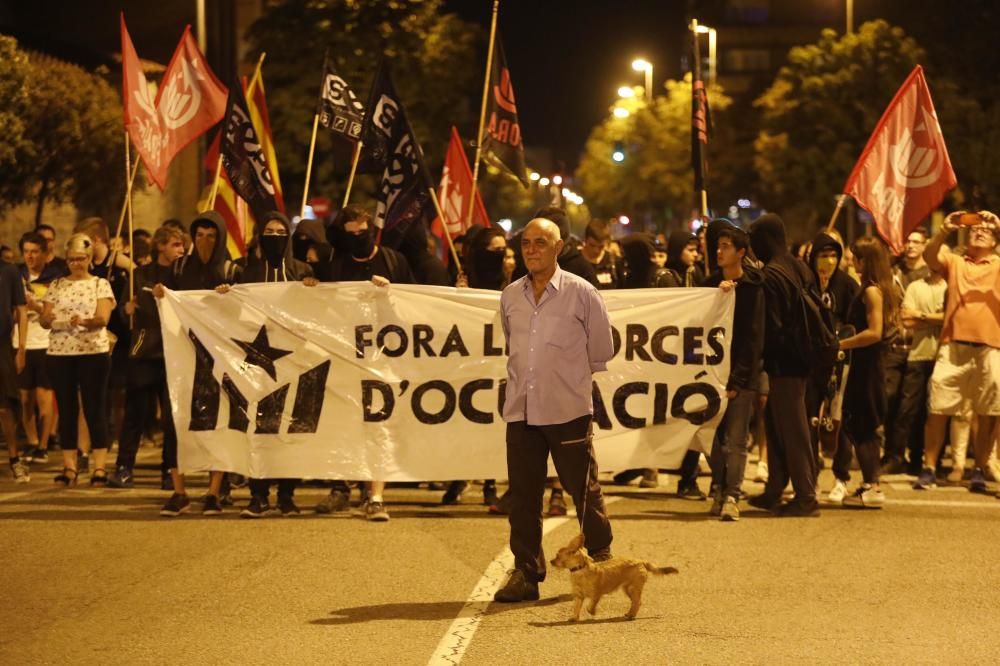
[618,215,630,226]
[529,171,540,181]
[612,150,625,163]
[613,107,630,119]
[617,85,635,99]
[539,177,550,186]
[631,58,653,102]
[552,174,563,186]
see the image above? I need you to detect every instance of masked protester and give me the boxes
[218,212,318,518]
[666,231,704,287]
[315,205,413,522]
[397,221,450,286]
[747,213,821,517]
[291,218,335,282]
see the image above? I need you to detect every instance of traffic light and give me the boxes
[612,140,625,163]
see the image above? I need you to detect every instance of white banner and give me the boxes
[159,283,734,480]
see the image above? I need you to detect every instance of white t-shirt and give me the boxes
[12,272,52,350]
[43,276,116,356]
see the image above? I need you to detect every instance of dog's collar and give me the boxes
[568,564,587,572]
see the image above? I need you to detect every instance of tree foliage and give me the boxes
[0,36,32,212]
[575,77,733,232]
[753,20,977,235]
[245,0,482,212]
[0,37,124,222]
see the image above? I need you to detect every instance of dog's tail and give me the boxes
[645,563,679,575]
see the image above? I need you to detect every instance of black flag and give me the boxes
[359,61,436,247]
[220,81,279,221]
[482,35,528,187]
[316,53,369,170]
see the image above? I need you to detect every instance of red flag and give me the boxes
[121,14,167,188]
[843,66,956,254]
[150,26,228,190]
[430,127,490,262]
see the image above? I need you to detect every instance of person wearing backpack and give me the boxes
[747,213,826,517]
[836,237,899,508]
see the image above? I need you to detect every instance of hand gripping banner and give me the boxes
[159,284,734,480]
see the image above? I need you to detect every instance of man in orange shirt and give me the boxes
[914,211,1000,493]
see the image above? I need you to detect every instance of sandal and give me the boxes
[54,468,79,487]
[90,469,108,487]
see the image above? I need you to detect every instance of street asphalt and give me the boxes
[3,447,1000,665]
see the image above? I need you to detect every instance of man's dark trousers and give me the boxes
[762,376,817,503]
[507,415,613,583]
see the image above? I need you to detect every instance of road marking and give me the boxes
[887,482,967,493]
[0,490,37,504]
[428,497,622,666]
[885,498,1000,509]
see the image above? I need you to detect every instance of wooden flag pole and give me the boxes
[208,52,266,209]
[124,132,136,328]
[428,187,463,272]
[113,157,141,243]
[341,140,364,208]
[464,0,500,230]
[300,113,321,217]
[826,194,847,232]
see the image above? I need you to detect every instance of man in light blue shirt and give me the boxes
[494,218,615,603]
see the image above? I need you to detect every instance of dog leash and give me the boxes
[577,429,592,543]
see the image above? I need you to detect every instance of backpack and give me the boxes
[772,263,838,372]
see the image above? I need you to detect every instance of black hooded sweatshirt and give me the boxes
[292,218,335,281]
[238,212,313,284]
[621,233,680,288]
[748,213,815,378]
[666,231,704,287]
[174,211,235,290]
[703,260,765,392]
[807,232,859,328]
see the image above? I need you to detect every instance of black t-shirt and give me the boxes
[90,251,131,341]
[589,251,621,290]
[333,248,414,284]
[0,262,27,338]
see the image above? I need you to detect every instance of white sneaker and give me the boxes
[753,462,769,483]
[826,479,848,504]
[11,460,30,483]
[843,484,885,509]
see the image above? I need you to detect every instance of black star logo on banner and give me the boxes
[232,325,292,382]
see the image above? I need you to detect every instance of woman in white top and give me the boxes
[40,233,116,486]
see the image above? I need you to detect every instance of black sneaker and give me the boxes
[107,466,134,489]
[612,469,644,485]
[315,489,351,514]
[775,499,820,517]
[677,483,707,501]
[278,496,301,517]
[202,494,223,516]
[442,480,468,505]
[219,493,235,507]
[969,468,989,494]
[160,493,191,517]
[240,496,271,518]
[880,457,908,476]
[494,569,539,602]
[747,493,782,512]
[25,446,47,463]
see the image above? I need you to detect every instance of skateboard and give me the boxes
[813,324,855,456]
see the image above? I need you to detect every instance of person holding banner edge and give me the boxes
[494,217,615,603]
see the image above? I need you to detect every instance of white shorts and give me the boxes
[927,342,1000,416]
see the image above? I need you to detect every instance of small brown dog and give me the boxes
[549,533,678,621]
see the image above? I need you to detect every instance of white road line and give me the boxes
[885,498,1000,509]
[0,490,37,504]
[428,497,622,666]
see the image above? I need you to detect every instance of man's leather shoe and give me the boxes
[494,569,539,602]
[747,493,782,512]
[775,499,820,517]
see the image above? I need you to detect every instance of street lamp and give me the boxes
[631,58,652,102]
[617,85,636,99]
[693,24,717,88]
[613,107,630,119]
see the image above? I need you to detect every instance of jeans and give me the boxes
[886,359,934,466]
[506,415,613,583]
[710,390,756,499]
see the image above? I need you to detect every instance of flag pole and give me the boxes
[428,187,463,272]
[113,157,141,243]
[341,140,364,208]
[124,132,135,328]
[826,194,847,232]
[208,52,266,209]
[464,0,500,230]
[300,113,320,217]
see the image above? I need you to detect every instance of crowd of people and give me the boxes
[1,203,998,522]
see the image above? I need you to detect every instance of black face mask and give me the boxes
[473,248,505,287]
[260,235,288,266]
[348,230,375,259]
[292,235,312,262]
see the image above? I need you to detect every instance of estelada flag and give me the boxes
[151,26,227,190]
[430,127,490,262]
[481,34,528,187]
[843,65,956,254]
[120,14,166,187]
